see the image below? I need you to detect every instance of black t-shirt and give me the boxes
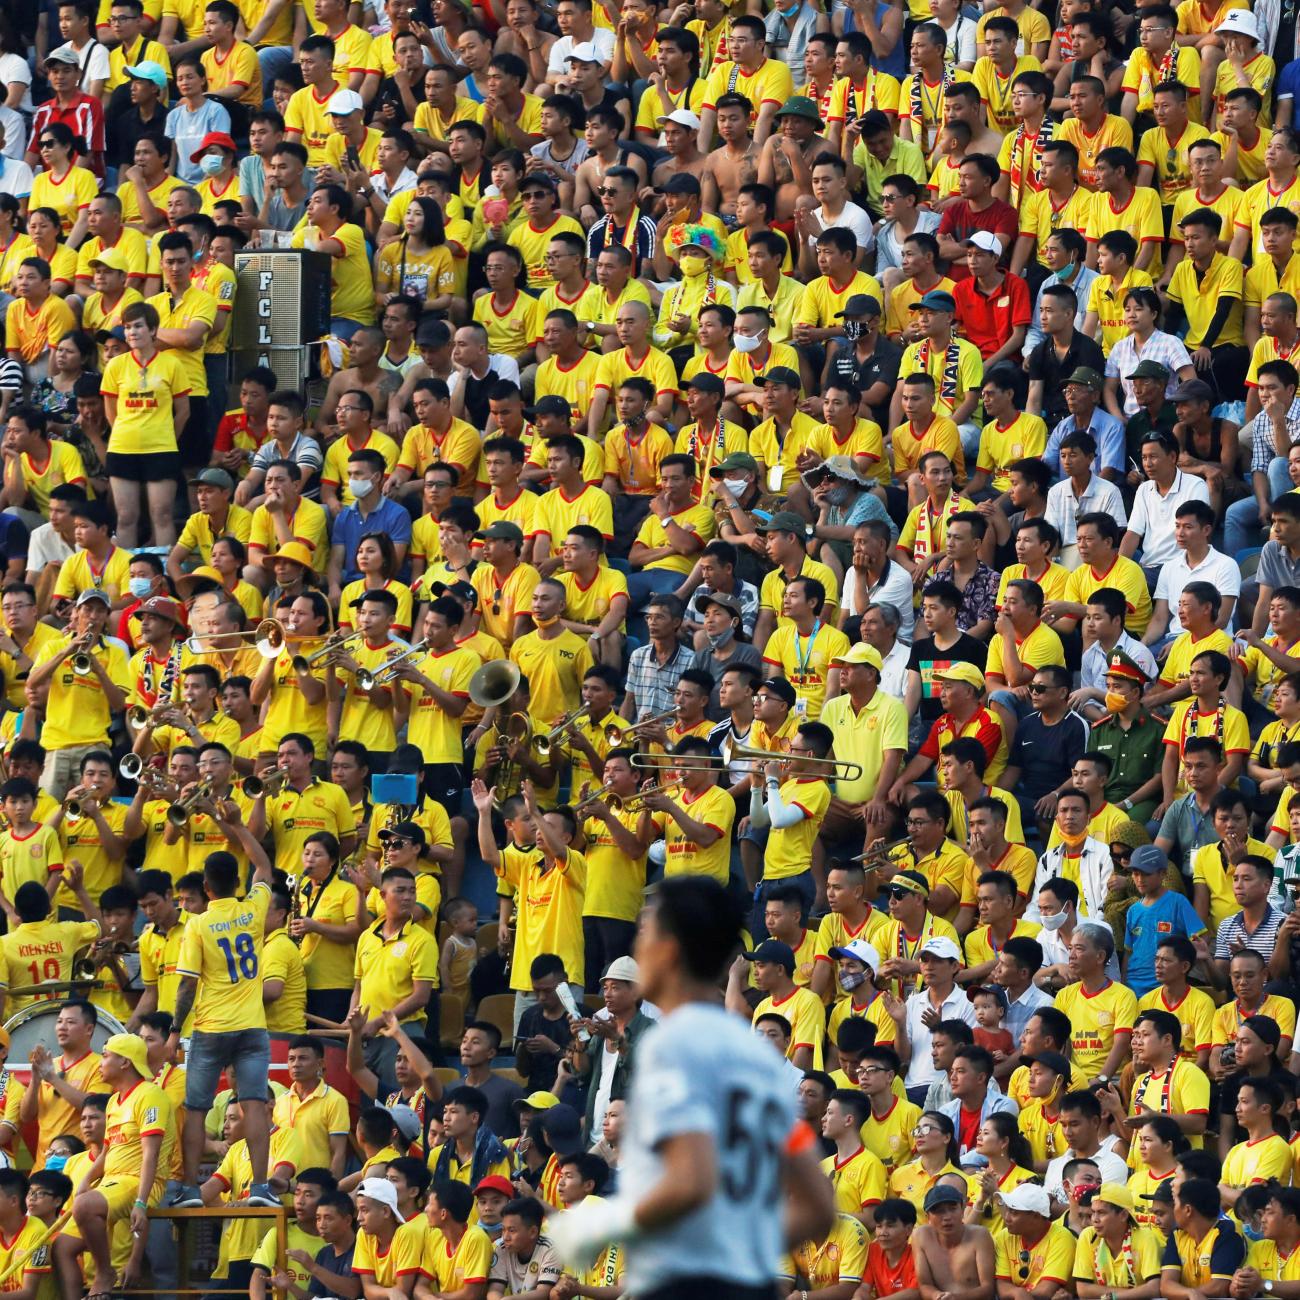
[1027,331,1107,428]
[832,337,903,430]
[515,1004,573,1093]
[308,1242,356,1297]
[907,633,988,721]
[1009,710,1089,799]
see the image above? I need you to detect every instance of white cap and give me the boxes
[919,935,963,963]
[1216,8,1259,38]
[567,41,603,64]
[326,88,366,116]
[357,1177,405,1222]
[1001,1183,1053,1216]
[828,939,881,973]
[964,230,1004,256]
[657,108,702,130]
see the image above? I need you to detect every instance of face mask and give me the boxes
[1039,910,1068,932]
[707,626,734,650]
[348,477,373,500]
[533,614,559,628]
[829,484,852,506]
[723,477,749,498]
[1244,1224,1266,1242]
[129,577,154,599]
[1069,1182,1100,1205]
[839,970,866,992]
[44,1155,67,1172]
[199,153,224,177]
[1058,830,1088,851]
[843,320,864,341]
[1105,691,1130,714]
[679,252,709,278]
[734,331,764,353]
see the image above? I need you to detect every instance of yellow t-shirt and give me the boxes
[1167,251,1244,348]
[631,502,717,576]
[756,985,828,1069]
[0,917,99,1012]
[976,413,1047,490]
[265,779,355,876]
[897,337,985,424]
[1122,45,1204,121]
[985,620,1066,684]
[1222,1132,1294,1187]
[285,82,343,166]
[797,271,885,331]
[1136,984,1217,1061]
[1073,1225,1163,1289]
[821,1145,886,1213]
[291,220,375,326]
[472,289,541,358]
[29,167,99,235]
[508,630,594,725]
[654,785,736,884]
[101,347,191,455]
[175,881,272,1032]
[496,846,586,993]
[759,558,841,626]
[761,623,851,721]
[995,1221,1077,1289]
[31,636,131,751]
[1062,555,1154,635]
[1086,189,1166,284]
[971,53,1043,133]
[1210,993,1297,1048]
[404,644,480,766]
[1054,978,1138,1079]
[765,778,832,882]
[4,295,76,364]
[354,916,439,1018]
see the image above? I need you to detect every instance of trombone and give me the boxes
[291,629,364,674]
[185,618,293,660]
[729,742,864,780]
[242,768,290,799]
[166,778,215,827]
[357,640,429,691]
[533,707,589,757]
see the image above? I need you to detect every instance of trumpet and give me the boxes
[619,709,677,742]
[70,636,101,676]
[185,618,294,660]
[64,791,100,822]
[357,640,430,691]
[166,778,215,827]
[609,779,682,813]
[850,836,915,866]
[126,699,177,730]
[533,707,589,757]
[728,742,864,780]
[573,782,618,816]
[242,767,290,799]
[292,629,364,674]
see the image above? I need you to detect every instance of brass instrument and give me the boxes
[533,707,589,757]
[619,709,676,742]
[166,778,215,827]
[127,699,177,730]
[850,835,915,866]
[185,618,297,660]
[287,873,303,942]
[469,660,522,709]
[490,712,532,802]
[70,637,101,676]
[573,782,617,816]
[357,640,429,691]
[242,767,290,799]
[728,742,864,780]
[291,629,364,674]
[608,779,682,813]
[631,750,719,770]
[64,791,100,822]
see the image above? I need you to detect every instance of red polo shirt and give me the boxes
[953,272,1032,359]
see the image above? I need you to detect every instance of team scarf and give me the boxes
[1179,695,1227,751]
[909,63,957,152]
[604,205,641,251]
[667,265,720,322]
[912,488,962,560]
[1091,1230,1138,1286]
[917,335,962,407]
[1009,115,1055,206]
[685,415,731,464]
[1156,41,1178,85]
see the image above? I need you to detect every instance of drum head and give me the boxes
[4,999,128,1065]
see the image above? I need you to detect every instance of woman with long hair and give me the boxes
[208,535,264,624]
[337,532,414,639]
[373,196,452,315]
[27,125,97,248]
[1126,1115,1186,1238]
[966,1113,1038,1233]
[32,329,95,429]
[23,206,79,294]
[292,830,367,1026]
[887,1110,968,1210]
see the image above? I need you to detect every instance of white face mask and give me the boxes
[733,331,764,353]
[722,477,749,497]
[1039,909,1068,931]
[347,476,374,500]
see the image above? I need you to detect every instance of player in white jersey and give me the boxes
[548,876,834,1300]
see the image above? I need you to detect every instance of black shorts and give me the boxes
[423,761,466,813]
[105,451,183,483]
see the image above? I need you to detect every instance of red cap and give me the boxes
[189,131,237,163]
[473,1175,515,1199]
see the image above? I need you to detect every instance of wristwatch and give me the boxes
[1265,1284,1276,1294]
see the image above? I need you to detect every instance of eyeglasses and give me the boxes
[859,1064,888,1074]
[904,817,933,829]
[335,405,363,414]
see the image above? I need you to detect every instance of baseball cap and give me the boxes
[774,95,822,123]
[662,172,702,195]
[758,676,797,707]
[964,231,1004,256]
[827,938,880,972]
[521,172,558,194]
[1129,844,1168,875]
[96,325,128,344]
[1171,378,1215,404]
[76,589,111,608]
[474,1175,516,1199]
[387,1104,422,1144]
[1022,1049,1071,1078]
[541,1103,584,1156]
[567,41,603,63]
[1095,1183,1137,1217]
[687,371,725,396]
[657,108,702,130]
[262,540,315,571]
[744,939,796,971]
[1065,366,1104,392]
[762,366,802,387]
[831,642,883,671]
[923,1184,966,1211]
[357,1177,405,1223]
[1243,1014,1282,1047]
[837,294,881,319]
[1130,359,1172,382]
[757,510,811,536]
[1217,8,1259,37]
[102,1033,150,1077]
[529,394,572,419]
[326,88,366,115]
[1147,1181,1175,1205]
[919,935,963,963]
[377,820,427,850]
[45,46,80,66]
[694,591,742,618]
[513,1091,561,1113]
[89,247,129,274]
[428,579,477,603]
[604,956,639,983]
[475,520,525,544]
[194,467,235,491]
[967,984,1009,1011]
[934,662,985,690]
[1001,1184,1052,1216]
[708,451,759,476]
[188,131,236,163]
[130,596,184,628]
[125,60,168,88]
[911,289,957,313]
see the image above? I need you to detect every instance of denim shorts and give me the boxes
[184,1028,271,1110]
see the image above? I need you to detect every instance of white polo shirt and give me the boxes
[1044,474,1128,549]
[1125,470,1211,569]
[1154,546,1243,633]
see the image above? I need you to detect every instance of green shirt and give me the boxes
[852,138,928,209]
[1086,710,1166,803]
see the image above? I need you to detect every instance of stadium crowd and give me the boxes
[17,0,1300,1294]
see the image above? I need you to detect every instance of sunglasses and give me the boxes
[1026,683,1053,693]
[887,886,915,900]
[597,187,621,197]
[38,140,57,148]
[912,1125,939,1138]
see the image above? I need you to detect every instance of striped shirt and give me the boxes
[1246,397,1300,474]
[1213,903,1285,962]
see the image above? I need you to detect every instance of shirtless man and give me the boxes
[943,84,1004,162]
[702,93,760,224]
[758,96,828,222]
[651,110,708,194]
[914,1183,997,1300]
[316,328,403,435]
[573,107,649,228]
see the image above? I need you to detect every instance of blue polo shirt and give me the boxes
[1123,889,1206,996]
[332,496,413,584]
